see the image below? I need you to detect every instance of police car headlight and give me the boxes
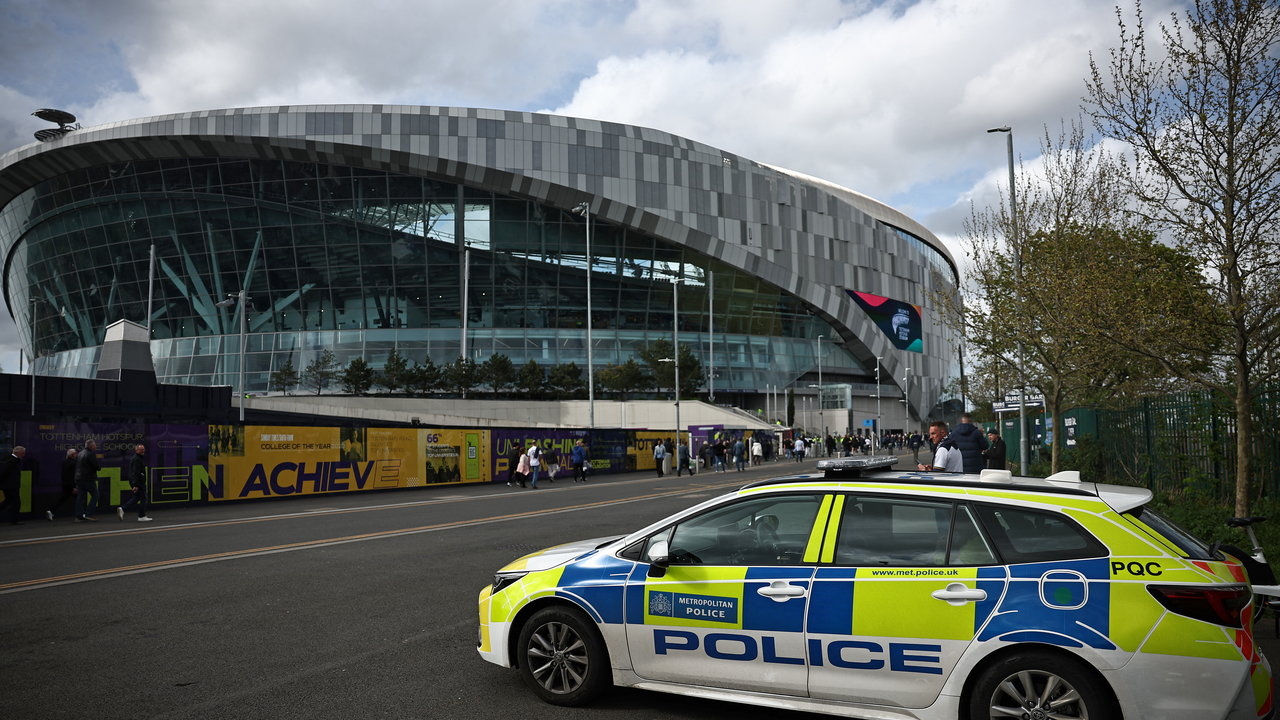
[491,571,528,594]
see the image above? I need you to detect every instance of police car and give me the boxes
[476,457,1274,719]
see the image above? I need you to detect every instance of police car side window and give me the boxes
[973,504,1107,563]
[834,496,952,566]
[658,494,824,566]
[947,505,998,566]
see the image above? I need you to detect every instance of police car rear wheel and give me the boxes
[517,606,609,706]
[969,651,1116,720]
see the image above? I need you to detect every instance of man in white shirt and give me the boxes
[918,421,962,472]
[793,436,806,462]
[526,443,543,487]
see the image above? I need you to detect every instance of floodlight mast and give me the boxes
[216,291,248,423]
[987,126,1029,476]
[571,202,595,433]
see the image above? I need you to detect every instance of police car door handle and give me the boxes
[757,581,807,602]
[930,583,987,606]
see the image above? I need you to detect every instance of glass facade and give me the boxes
[3,158,865,394]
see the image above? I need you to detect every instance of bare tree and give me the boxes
[1086,0,1280,514]
[955,120,1138,473]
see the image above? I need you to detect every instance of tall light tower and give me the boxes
[571,202,595,432]
[216,290,248,423]
[875,356,883,456]
[28,296,39,417]
[988,126,1029,476]
[673,280,681,452]
[816,334,824,437]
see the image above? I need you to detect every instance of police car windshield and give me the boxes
[1128,506,1216,560]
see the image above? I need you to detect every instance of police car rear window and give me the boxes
[1127,506,1215,560]
[974,504,1107,564]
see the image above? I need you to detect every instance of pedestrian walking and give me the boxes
[733,437,746,472]
[517,448,536,488]
[676,442,691,476]
[75,439,101,522]
[909,432,923,464]
[714,439,727,472]
[0,446,26,525]
[507,443,527,488]
[571,439,589,482]
[527,442,546,486]
[117,444,153,522]
[544,443,561,481]
[751,437,763,467]
[983,430,1008,470]
[949,413,990,474]
[45,448,79,520]
[653,440,666,478]
[793,436,806,462]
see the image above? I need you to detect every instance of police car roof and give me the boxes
[744,462,1152,514]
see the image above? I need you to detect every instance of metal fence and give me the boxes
[1093,386,1280,500]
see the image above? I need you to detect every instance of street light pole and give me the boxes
[707,271,714,405]
[816,334,824,438]
[572,202,595,432]
[673,280,681,453]
[217,291,248,423]
[988,126,1029,476]
[875,356,883,456]
[29,296,37,417]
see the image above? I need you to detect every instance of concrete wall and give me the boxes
[246,395,775,431]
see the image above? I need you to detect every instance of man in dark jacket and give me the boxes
[948,414,990,474]
[44,448,79,520]
[117,444,153,522]
[74,439,101,522]
[983,430,1008,470]
[0,446,26,524]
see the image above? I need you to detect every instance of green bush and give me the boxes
[1150,490,1280,554]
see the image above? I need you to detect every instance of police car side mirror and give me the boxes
[647,539,671,577]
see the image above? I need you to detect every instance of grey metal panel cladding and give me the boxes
[0,105,956,408]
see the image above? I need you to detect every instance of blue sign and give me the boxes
[649,591,739,623]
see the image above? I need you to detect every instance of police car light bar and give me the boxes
[817,455,899,477]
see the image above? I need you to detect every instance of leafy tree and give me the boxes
[598,359,652,400]
[406,358,440,396]
[302,349,339,395]
[341,357,376,396]
[270,358,298,395]
[516,359,545,397]
[1086,0,1280,514]
[482,353,516,397]
[952,120,1203,474]
[379,349,410,394]
[443,356,481,397]
[548,362,585,398]
[637,339,705,398]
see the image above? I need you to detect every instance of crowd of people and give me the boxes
[915,414,1008,473]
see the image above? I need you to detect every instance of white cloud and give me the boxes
[1,0,1190,372]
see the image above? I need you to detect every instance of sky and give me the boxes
[0,0,1182,373]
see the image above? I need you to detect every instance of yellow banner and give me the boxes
[208,425,490,500]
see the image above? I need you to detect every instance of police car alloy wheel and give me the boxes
[517,606,610,706]
[969,651,1117,720]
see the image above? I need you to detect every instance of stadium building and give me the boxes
[0,105,959,432]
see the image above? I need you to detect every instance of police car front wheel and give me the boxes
[517,606,610,706]
[968,651,1118,720]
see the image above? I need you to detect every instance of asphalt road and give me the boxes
[2,453,1275,720]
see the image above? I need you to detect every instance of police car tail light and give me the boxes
[1148,584,1250,628]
